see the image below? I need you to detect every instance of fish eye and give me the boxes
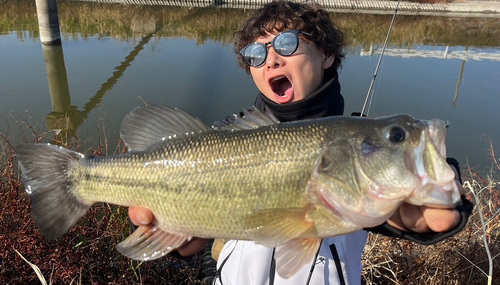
[387,126,406,143]
[318,155,332,172]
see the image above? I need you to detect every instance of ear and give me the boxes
[321,55,335,70]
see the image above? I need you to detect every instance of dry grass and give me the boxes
[0,114,207,284]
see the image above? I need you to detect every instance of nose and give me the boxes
[265,45,284,69]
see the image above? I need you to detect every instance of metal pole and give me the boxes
[35,0,61,45]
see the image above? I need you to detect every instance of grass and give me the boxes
[1,112,499,284]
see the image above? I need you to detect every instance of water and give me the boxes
[1,2,499,174]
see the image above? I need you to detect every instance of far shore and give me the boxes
[68,0,500,18]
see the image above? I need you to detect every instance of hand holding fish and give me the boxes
[128,207,209,256]
[127,162,466,238]
[127,157,465,237]
[390,203,460,233]
[129,187,463,241]
[387,164,464,233]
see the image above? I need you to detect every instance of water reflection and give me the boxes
[42,44,73,140]
[2,1,500,47]
[453,56,466,107]
[40,31,156,141]
[1,1,499,171]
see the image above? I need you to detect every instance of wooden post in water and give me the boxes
[42,44,73,141]
[35,0,61,45]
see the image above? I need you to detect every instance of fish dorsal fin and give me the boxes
[120,105,213,151]
[212,106,280,131]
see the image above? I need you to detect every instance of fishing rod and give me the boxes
[360,0,402,117]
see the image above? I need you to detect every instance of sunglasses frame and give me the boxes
[239,30,312,67]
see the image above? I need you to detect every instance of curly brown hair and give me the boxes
[234,1,345,74]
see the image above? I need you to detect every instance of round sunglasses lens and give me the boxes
[273,32,298,56]
[242,44,266,66]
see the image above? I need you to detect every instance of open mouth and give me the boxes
[270,76,293,103]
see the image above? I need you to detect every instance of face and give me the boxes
[249,32,335,104]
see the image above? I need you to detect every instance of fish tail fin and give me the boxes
[16,143,92,240]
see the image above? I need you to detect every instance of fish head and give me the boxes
[309,115,461,227]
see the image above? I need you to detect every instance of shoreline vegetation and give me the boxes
[1,108,499,284]
[1,0,500,48]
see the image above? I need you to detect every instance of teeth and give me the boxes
[415,134,426,180]
[272,76,286,82]
[442,183,452,191]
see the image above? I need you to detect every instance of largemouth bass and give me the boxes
[16,105,460,278]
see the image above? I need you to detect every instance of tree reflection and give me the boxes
[42,33,155,142]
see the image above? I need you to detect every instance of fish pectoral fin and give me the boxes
[275,238,322,279]
[116,225,189,261]
[245,208,315,247]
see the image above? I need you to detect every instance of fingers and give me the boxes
[398,203,430,233]
[129,207,154,226]
[128,207,208,256]
[421,206,460,233]
[388,203,461,233]
[177,238,210,257]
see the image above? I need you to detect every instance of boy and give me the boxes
[130,1,472,284]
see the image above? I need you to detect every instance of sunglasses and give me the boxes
[239,30,312,67]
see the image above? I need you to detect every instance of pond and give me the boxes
[1,0,499,175]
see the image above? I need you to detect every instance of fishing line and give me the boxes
[366,60,385,115]
[304,239,323,285]
[360,0,401,117]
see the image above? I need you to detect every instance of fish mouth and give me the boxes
[408,119,460,207]
[415,120,452,184]
[269,75,293,104]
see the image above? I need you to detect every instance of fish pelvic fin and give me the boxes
[245,207,316,247]
[15,143,91,240]
[275,238,322,278]
[120,105,213,151]
[116,225,189,261]
[245,208,321,278]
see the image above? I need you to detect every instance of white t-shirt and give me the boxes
[214,230,368,285]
